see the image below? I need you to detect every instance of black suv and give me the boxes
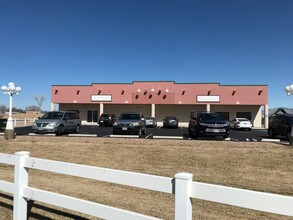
[188,112,230,139]
[113,112,146,137]
[0,118,7,130]
[268,114,293,140]
[98,113,117,126]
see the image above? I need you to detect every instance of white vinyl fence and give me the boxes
[12,118,36,127]
[0,151,293,220]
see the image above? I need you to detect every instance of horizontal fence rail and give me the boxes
[0,151,293,219]
[13,118,36,126]
[24,157,174,194]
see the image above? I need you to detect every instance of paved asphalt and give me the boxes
[11,125,280,142]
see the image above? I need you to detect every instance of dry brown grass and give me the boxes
[0,136,292,219]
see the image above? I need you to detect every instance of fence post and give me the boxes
[175,172,193,220]
[13,151,29,220]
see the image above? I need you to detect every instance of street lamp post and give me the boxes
[1,82,21,139]
[284,83,293,146]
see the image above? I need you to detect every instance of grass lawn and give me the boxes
[0,136,292,219]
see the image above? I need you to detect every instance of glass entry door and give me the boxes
[87,110,98,123]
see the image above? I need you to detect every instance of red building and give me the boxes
[51,81,268,128]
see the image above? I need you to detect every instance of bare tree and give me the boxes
[0,104,7,113]
[26,105,40,111]
[34,95,46,111]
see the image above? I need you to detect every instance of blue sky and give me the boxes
[0,0,292,111]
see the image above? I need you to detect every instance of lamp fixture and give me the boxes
[285,84,293,96]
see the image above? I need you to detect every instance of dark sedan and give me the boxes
[163,116,179,128]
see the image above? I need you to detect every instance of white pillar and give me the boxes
[100,103,104,115]
[206,104,210,112]
[13,151,30,220]
[50,102,55,111]
[264,104,269,129]
[151,104,155,117]
[175,172,193,220]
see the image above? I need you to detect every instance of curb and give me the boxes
[110,134,139,138]
[261,138,281,142]
[68,134,97,137]
[28,133,56,136]
[153,136,183,140]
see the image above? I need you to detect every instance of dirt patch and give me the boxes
[0,136,292,219]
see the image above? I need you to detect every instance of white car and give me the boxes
[229,118,252,130]
[145,116,157,127]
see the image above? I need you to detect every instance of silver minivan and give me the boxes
[32,111,81,135]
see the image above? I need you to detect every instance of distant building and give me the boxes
[51,81,269,128]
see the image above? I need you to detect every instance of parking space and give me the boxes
[12,125,274,142]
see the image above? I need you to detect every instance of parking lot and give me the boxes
[12,125,275,142]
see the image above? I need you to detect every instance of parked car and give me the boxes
[188,112,230,139]
[98,113,117,127]
[113,112,146,137]
[145,116,157,127]
[32,111,81,135]
[268,114,293,140]
[163,116,179,128]
[0,118,7,130]
[229,118,252,130]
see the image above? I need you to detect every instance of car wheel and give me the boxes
[287,131,292,141]
[142,128,146,135]
[56,125,64,136]
[75,125,80,133]
[268,129,276,138]
[138,129,142,137]
[188,132,194,139]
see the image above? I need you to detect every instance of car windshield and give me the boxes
[198,113,221,121]
[119,114,140,120]
[165,116,176,120]
[41,112,64,120]
[238,118,249,122]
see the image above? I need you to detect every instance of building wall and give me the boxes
[211,105,263,127]
[52,81,268,105]
[53,81,268,128]
[104,104,151,116]
[58,103,263,127]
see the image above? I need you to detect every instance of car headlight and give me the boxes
[113,122,118,126]
[131,122,140,126]
[49,122,58,126]
[224,122,229,126]
[199,122,208,126]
